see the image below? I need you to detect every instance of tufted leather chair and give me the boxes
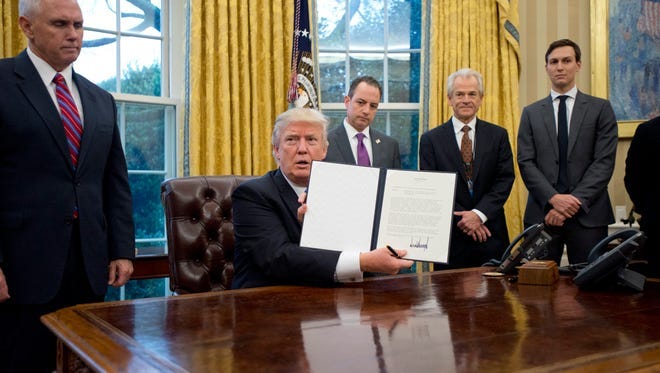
[160,175,255,294]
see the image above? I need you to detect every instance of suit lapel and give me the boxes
[370,129,385,167]
[472,120,484,179]
[73,73,97,172]
[334,125,357,164]
[568,91,588,158]
[541,95,560,160]
[273,169,303,228]
[15,51,73,172]
[440,121,468,183]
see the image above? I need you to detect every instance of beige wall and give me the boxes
[518,0,633,222]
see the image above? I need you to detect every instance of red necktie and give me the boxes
[53,73,83,168]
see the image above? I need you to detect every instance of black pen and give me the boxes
[386,245,401,259]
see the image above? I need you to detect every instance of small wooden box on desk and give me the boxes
[518,260,559,285]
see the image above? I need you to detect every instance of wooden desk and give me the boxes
[42,268,660,372]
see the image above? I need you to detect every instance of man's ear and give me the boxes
[273,145,280,161]
[18,16,33,39]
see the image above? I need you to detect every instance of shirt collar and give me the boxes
[451,116,477,135]
[26,47,75,88]
[280,169,308,197]
[550,86,578,100]
[343,118,371,139]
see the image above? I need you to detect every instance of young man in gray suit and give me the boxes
[324,76,401,169]
[517,39,618,265]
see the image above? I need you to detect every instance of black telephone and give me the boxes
[573,228,646,291]
[483,223,553,274]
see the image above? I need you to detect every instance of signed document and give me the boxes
[300,161,455,263]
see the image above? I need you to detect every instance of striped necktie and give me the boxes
[53,73,83,168]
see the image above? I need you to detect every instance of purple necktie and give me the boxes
[53,73,83,169]
[356,133,371,166]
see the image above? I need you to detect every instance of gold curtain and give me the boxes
[0,0,26,58]
[188,0,293,176]
[423,0,524,239]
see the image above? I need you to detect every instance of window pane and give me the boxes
[124,104,166,170]
[80,0,118,31]
[388,0,421,49]
[349,54,383,83]
[388,53,420,103]
[381,111,419,170]
[80,30,118,90]
[124,278,167,299]
[121,37,162,96]
[137,240,166,256]
[318,0,346,49]
[129,173,166,241]
[326,111,346,130]
[348,0,385,50]
[105,278,167,301]
[120,0,162,37]
[319,53,347,101]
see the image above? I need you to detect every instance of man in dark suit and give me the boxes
[0,1,135,371]
[517,39,618,265]
[231,108,412,289]
[324,76,401,169]
[625,116,660,277]
[419,68,514,269]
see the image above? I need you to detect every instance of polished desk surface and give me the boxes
[42,267,660,372]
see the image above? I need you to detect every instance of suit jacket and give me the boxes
[324,123,401,168]
[231,169,341,289]
[517,91,617,227]
[0,50,135,304]
[625,116,660,233]
[419,118,514,267]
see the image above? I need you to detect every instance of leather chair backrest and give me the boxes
[161,175,255,294]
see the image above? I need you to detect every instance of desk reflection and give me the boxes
[43,269,660,372]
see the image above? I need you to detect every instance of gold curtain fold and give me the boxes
[0,0,26,58]
[423,0,524,239]
[188,0,293,176]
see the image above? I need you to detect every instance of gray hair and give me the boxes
[271,108,329,162]
[19,0,41,17]
[446,68,484,96]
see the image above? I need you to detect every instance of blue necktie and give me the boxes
[557,95,569,193]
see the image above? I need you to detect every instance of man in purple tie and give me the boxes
[0,1,135,371]
[324,76,402,169]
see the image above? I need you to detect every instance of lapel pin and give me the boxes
[375,139,381,144]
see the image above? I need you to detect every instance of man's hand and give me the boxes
[359,247,413,275]
[107,259,134,287]
[545,208,567,227]
[297,191,307,223]
[549,194,581,218]
[0,268,9,302]
[455,210,491,242]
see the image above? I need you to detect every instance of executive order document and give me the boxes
[300,161,456,263]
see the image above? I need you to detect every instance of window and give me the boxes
[317,0,422,169]
[76,0,182,300]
